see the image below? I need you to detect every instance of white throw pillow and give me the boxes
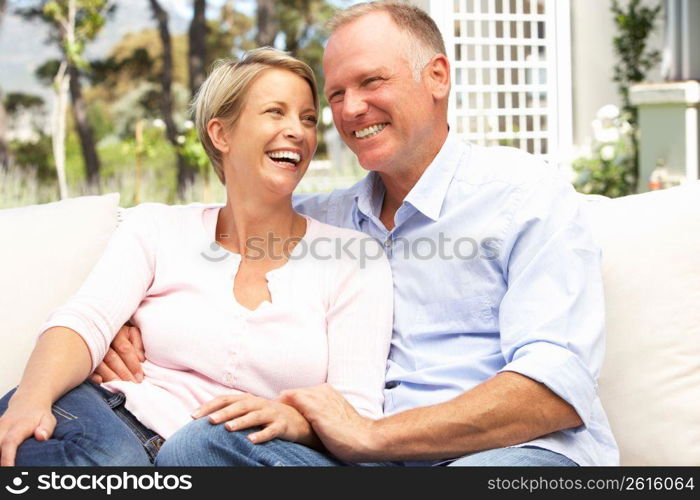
[0,193,120,395]
[583,182,700,465]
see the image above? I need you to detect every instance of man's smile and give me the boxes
[353,123,389,139]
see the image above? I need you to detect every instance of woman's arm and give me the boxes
[39,204,157,375]
[0,327,92,466]
[1,205,158,466]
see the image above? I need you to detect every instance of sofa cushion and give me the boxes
[0,193,120,394]
[583,182,700,465]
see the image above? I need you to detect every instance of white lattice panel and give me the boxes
[429,0,572,164]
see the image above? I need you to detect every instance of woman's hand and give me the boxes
[192,394,320,448]
[0,395,56,466]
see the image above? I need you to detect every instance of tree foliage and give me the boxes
[16,0,114,188]
[611,0,662,124]
[188,0,206,96]
[18,0,115,69]
[4,0,344,203]
[4,92,45,114]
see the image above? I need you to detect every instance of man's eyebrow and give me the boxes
[324,67,392,99]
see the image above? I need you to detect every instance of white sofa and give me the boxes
[1,185,699,466]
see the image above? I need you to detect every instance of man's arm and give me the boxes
[372,371,582,460]
[89,325,145,384]
[284,168,604,462]
[281,372,580,462]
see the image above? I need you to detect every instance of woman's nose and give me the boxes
[283,119,304,140]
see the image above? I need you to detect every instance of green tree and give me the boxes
[188,0,207,96]
[4,92,45,114]
[17,0,114,192]
[611,0,662,124]
[274,0,343,157]
[87,2,253,193]
[90,30,188,104]
[0,0,9,169]
[255,0,277,46]
[610,0,662,191]
[0,88,7,170]
[148,0,198,193]
[211,0,255,62]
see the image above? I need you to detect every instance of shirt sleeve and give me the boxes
[38,204,158,372]
[324,235,394,419]
[496,170,605,429]
[292,193,333,223]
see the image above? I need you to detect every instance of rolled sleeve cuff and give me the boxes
[38,312,104,372]
[498,341,597,429]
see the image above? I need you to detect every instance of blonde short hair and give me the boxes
[192,47,319,184]
[328,1,446,81]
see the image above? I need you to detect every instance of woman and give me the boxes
[0,48,393,466]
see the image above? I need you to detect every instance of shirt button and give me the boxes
[384,238,392,248]
[385,381,399,389]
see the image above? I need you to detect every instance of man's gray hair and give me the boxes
[327,1,447,81]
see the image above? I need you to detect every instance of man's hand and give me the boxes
[89,325,145,384]
[278,384,379,462]
[192,393,320,448]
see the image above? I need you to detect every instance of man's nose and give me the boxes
[341,89,369,121]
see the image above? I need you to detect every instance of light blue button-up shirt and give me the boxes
[294,134,619,466]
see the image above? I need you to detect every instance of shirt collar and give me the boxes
[352,132,466,224]
[353,170,385,223]
[403,133,465,221]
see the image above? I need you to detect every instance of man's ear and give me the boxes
[207,118,230,154]
[423,54,451,101]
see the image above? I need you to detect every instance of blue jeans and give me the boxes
[445,446,578,466]
[0,381,163,466]
[156,416,577,467]
[157,418,348,466]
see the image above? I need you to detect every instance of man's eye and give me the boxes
[329,92,344,103]
[364,77,383,86]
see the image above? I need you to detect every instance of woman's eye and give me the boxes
[267,108,283,115]
[303,115,318,124]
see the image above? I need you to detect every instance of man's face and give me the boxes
[323,12,442,175]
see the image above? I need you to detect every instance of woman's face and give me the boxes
[219,68,318,197]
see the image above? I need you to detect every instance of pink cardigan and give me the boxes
[40,203,394,438]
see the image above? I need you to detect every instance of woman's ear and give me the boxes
[207,118,230,154]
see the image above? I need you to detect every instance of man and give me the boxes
[98,2,618,466]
